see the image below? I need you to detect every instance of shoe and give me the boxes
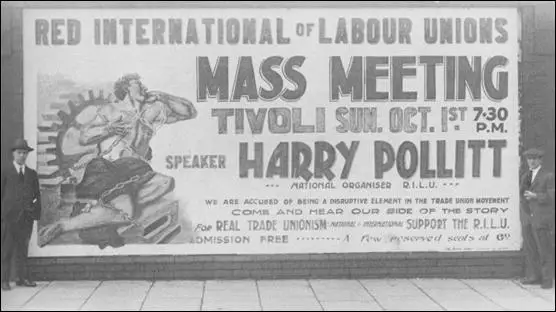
[541,282,553,289]
[521,278,542,285]
[1,282,11,291]
[16,279,37,287]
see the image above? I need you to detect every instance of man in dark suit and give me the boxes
[1,139,42,291]
[520,148,555,289]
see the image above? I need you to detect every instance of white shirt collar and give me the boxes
[531,166,541,181]
[13,161,25,174]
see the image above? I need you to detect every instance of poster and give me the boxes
[23,7,521,256]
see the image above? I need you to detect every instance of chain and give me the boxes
[44,96,169,229]
[96,172,153,226]
[54,98,166,185]
[54,132,129,186]
[98,174,142,205]
[55,108,134,185]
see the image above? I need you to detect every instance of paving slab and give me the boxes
[2,278,554,311]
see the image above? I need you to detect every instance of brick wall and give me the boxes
[27,252,523,281]
[2,2,554,280]
[1,3,23,169]
[520,3,555,172]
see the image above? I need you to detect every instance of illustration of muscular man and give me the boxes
[38,74,196,248]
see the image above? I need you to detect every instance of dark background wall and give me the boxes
[520,3,555,173]
[1,1,554,280]
[1,2,24,169]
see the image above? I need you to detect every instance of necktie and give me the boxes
[529,170,534,185]
[19,166,24,182]
[523,170,532,189]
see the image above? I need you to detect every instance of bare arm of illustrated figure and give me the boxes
[146,91,197,123]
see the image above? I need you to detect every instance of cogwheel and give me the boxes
[38,90,110,184]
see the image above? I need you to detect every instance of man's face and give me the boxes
[13,149,28,165]
[526,156,541,170]
[128,79,146,102]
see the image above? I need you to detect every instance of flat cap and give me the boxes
[523,148,545,158]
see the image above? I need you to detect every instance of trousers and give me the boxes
[1,218,33,282]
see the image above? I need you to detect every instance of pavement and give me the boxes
[1,278,554,311]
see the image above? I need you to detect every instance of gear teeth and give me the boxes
[57,111,71,124]
[40,176,65,185]
[67,100,78,114]
[41,113,60,122]
[38,133,57,145]
[41,88,110,184]
[51,123,62,131]
[38,166,59,177]
[39,131,58,142]
[39,126,54,132]
[39,143,57,153]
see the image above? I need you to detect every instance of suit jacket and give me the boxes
[1,165,42,223]
[520,166,555,227]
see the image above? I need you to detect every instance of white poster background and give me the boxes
[23,8,521,256]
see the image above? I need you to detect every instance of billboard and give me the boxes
[23,7,521,256]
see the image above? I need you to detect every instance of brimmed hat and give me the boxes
[523,148,544,158]
[11,138,34,152]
